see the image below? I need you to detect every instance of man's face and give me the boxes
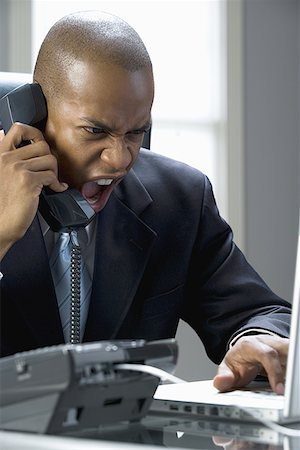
[44,61,154,213]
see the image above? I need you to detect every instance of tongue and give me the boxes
[81,181,102,199]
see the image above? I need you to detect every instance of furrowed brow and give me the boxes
[81,117,113,132]
[81,117,152,133]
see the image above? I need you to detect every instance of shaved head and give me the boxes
[33,10,152,102]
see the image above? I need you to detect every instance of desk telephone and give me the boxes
[0,339,178,433]
[0,83,95,232]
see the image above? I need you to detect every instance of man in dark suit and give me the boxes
[0,11,291,394]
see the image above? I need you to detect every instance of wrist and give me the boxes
[228,329,279,349]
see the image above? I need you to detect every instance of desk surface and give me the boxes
[1,412,299,450]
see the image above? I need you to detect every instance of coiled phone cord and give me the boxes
[69,230,81,344]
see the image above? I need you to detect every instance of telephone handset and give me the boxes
[0,83,95,232]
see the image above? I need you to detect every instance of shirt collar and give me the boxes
[37,212,96,245]
[38,212,50,237]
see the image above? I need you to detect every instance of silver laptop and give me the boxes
[152,221,300,425]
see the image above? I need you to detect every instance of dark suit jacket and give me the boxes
[0,150,291,360]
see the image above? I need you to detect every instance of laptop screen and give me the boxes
[283,217,300,419]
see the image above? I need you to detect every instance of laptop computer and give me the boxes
[151,220,300,426]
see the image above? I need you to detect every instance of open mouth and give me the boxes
[81,178,117,212]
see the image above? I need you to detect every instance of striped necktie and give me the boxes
[50,228,92,343]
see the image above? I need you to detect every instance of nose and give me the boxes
[100,136,133,171]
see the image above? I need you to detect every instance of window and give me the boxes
[32,0,227,217]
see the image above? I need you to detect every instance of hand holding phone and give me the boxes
[0,83,95,233]
[0,121,62,259]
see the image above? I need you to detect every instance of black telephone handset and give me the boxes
[0,83,95,232]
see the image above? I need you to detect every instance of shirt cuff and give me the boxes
[0,271,3,281]
[229,328,279,348]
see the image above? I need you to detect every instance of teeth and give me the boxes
[96,179,113,186]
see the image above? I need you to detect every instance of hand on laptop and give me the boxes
[213,334,289,394]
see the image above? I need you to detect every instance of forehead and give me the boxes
[67,61,152,106]
[51,61,154,129]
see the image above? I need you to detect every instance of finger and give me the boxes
[3,139,51,162]
[31,170,68,193]
[18,154,56,172]
[1,138,67,193]
[7,153,60,182]
[20,149,68,191]
[254,342,285,394]
[213,362,236,392]
[0,130,4,142]
[1,150,67,194]
[214,339,265,392]
[215,336,288,394]
[0,122,44,152]
[238,336,286,393]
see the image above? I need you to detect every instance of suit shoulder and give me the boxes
[136,149,207,184]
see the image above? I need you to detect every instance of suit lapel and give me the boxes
[84,169,158,341]
[2,165,157,345]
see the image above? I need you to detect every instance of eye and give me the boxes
[126,128,149,138]
[84,127,107,135]
[129,130,144,135]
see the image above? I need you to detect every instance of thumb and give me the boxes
[213,362,236,392]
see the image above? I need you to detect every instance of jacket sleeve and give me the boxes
[182,176,291,364]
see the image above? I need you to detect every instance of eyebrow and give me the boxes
[80,117,152,133]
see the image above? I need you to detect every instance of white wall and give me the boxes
[243,0,300,303]
[0,0,32,72]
